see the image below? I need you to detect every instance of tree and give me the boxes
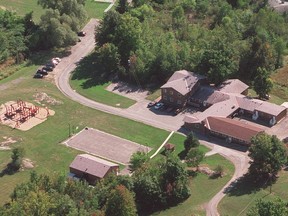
[9,147,25,171]
[129,151,149,172]
[117,0,129,14]
[184,132,200,153]
[185,148,204,168]
[105,185,137,216]
[247,198,288,216]
[249,133,287,179]
[253,67,273,99]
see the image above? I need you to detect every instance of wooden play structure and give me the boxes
[3,100,51,129]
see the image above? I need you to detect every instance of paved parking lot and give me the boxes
[64,128,151,165]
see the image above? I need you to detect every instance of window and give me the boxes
[170,90,173,95]
[164,89,167,93]
[170,97,174,102]
[177,100,182,105]
[163,96,167,100]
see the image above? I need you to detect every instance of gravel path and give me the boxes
[55,19,250,216]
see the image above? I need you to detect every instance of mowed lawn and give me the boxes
[70,78,136,108]
[219,170,288,215]
[0,64,169,205]
[0,0,110,21]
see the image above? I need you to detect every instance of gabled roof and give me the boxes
[70,154,119,178]
[236,96,263,112]
[255,101,286,116]
[191,96,239,123]
[161,70,206,96]
[218,79,249,94]
[206,116,264,143]
[192,87,230,105]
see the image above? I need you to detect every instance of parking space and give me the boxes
[64,128,151,165]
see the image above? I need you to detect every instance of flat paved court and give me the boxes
[64,128,151,165]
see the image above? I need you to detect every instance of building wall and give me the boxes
[258,109,287,123]
[161,81,201,107]
[162,88,187,107]
[69,167,99,185]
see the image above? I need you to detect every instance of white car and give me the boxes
[154,102,164,110]
[52,57,61,63]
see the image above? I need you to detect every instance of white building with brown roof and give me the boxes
[69,154,119,185]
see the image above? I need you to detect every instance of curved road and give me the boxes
[55,19,250,216]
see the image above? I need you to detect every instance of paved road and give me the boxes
[55,19,250,216]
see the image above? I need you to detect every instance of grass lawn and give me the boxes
[70,78,136,108]
[146,89,161,101]
[153,154,235,216]
[0,0,109,22]
[0,63,170,205]
[219,170,288,215]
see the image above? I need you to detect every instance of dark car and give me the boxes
[36,69,48,75]
[43,66,53,72]
[147,101,156,108]
[78,31,86,37]
[46,62,56,68]
[33,73,43,79]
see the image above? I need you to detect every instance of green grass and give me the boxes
[153,154,235,216]
[0,0,109,22]
[70,78,136,108]
[146,89,161,101]
[219,170,288,215]
[0,63,171,205]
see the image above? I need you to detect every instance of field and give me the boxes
[0,0,110,21]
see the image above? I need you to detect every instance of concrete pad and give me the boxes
[64,128,151,165]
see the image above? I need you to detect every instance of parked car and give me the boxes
[33,73,43,79]
[51,59,59,65]
[154,102,164,110]
[42,66,53,72]
[52,57,61,63]
[46,62,56,68]
[147,101,156,108]
[36,69,48,76]
[78,31,86,37]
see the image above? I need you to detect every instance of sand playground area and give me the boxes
[0,100,55,131]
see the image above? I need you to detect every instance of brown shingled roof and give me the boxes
[206,117,264,143]
[255,101,286,116]
[218,79,249,94]
[161,70,206,96]
[70,154,119,178]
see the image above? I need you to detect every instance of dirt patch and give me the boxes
[0,77,26,91]
[22,158,34,169]
[0,136,18,150]
[0,101,55,131]
[33,92,63,106]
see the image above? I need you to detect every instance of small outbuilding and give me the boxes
[69,154,119,185]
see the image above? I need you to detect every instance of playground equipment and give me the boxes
[4,100,41,128]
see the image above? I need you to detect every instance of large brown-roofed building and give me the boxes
[161,70,206,107]
[69,154,119,185]
[204,117,264,145]
[218,79,249,95]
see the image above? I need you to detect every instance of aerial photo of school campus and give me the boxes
[1,0,288,215]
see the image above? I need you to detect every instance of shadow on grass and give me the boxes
[224,173,273,197]
[28,49,72,66]
[0,163,19,178]
[71,52,110,89]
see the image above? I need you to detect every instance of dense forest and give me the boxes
[0,0,87,65]
[92,0,288,97]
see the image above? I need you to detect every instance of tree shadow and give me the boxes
[27,49,72,66]
[223,173,272,197]
[71,52,110,89]
[178,150,187,160]
[0,163,19,177]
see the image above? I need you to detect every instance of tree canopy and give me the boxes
[249,133,287,179]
